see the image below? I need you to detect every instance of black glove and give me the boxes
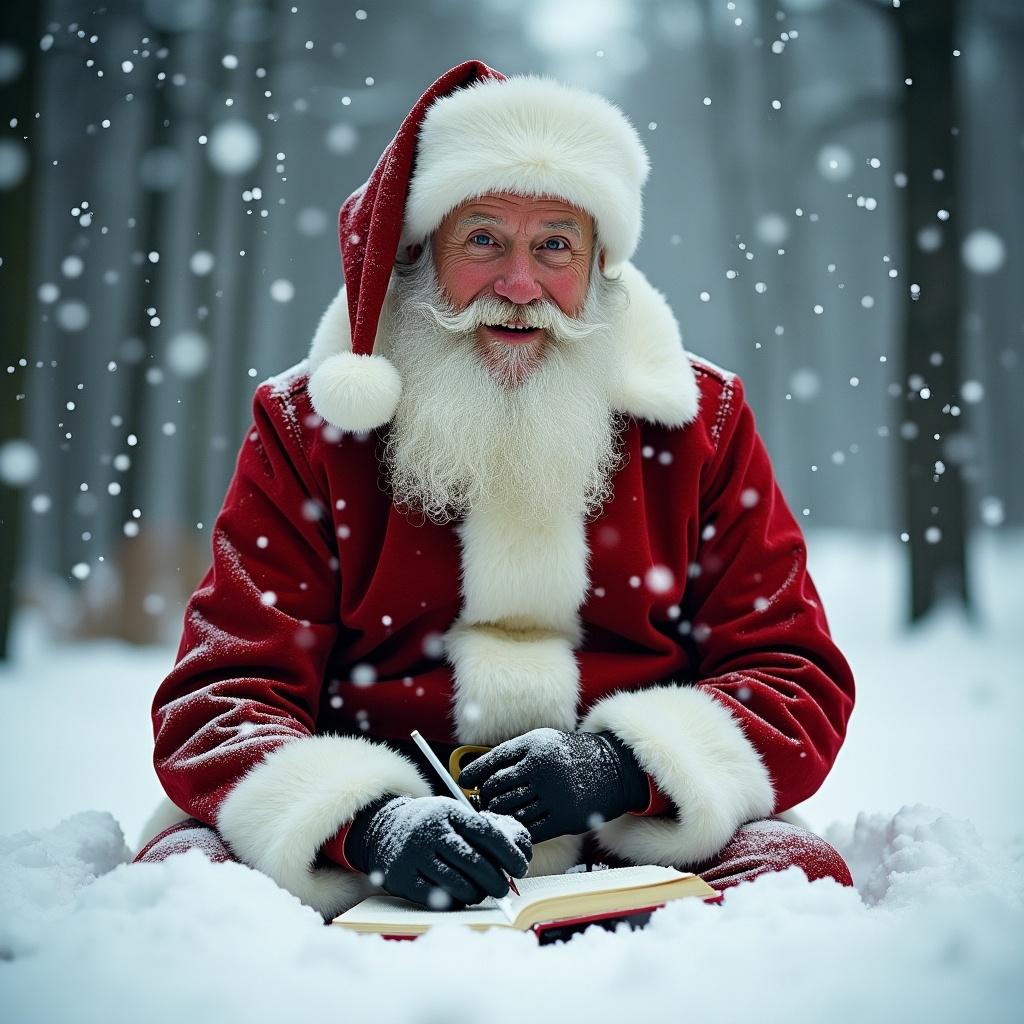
[345,794,532,909]
[457,728,649,845]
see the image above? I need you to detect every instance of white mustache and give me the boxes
[411,292,608,344]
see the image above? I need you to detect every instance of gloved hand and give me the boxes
[457,728,649,845]
[344,794,532,909]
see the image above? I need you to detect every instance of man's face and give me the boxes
[430,192,598,383]
[379,194,623,525]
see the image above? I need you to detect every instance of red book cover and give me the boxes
[377,892,722,943]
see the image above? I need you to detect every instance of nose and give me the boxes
[492,249,543,305]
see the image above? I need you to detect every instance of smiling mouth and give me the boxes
[483,323,543,344]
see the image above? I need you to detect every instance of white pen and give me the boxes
[410,729,522,916]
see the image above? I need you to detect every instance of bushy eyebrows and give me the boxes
[456,214,503,229]
[455,213,583,239]
[541,219,583,238]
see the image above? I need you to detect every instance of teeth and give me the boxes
[496,323,534,331]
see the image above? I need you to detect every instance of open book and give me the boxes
[332,864,718,938]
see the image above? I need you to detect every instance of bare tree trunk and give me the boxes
[184,15,228,540]
[0,1,39,660]
[229,6,277,437]
[896,0,971,621]
[110,27,172,644]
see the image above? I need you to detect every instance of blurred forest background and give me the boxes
[0,0,1020,653]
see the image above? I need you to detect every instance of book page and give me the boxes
[509,864,694,912]
[335,893,510,928]
[334,865,695,931]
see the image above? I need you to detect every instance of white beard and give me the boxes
[376,256,626,526]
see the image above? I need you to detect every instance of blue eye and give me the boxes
[469,234,493,246]
[542,238,569,251]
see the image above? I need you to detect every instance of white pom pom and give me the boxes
[307,351,402,433]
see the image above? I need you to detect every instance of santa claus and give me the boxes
[136,61,855,919]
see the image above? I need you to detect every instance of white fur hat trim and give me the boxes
[402,75,650,270]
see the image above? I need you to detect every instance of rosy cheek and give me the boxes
[439,259,495,305]
[544,270,588,313]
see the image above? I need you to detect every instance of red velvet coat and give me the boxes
[149,289,854,918]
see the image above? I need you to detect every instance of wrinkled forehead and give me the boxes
[440,191,596,238]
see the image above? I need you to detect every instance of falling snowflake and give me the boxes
[645,565,675,594]
[207,119,261,175]
[297,206,329,236]
[0,440,39,486]
[960,381,984,404]
[961,230,1006,275]
[56,300,90,332]
[269,279,295,303]
[0,138,29,188]
[325,123,359,155]
[351,664,377,688]
[755,213,789,246]
[422,633,445,659]
[789,368,821,402]
[189,251,215,276]
[817,144,853,182]
[165,331,210,378]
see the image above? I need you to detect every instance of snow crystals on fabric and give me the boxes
[709,374,735,448]
[259,360,312,449]
[479,809,531,850]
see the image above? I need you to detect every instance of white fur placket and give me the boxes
[445,504,589,744]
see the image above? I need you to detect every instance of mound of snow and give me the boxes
[828,804,1024,909]
[1,807,1021,1024]
[0,811,130,958]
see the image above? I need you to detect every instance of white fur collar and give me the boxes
[306,261,700,431]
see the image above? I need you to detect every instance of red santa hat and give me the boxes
[307,59,652,434]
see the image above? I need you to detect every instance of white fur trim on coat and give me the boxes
[608,263,700,428]
[217,735,432,919]
[580,685,775,868]
[445,504,588,744]
[403,75,650,270]
[527,833,584,879]
[445,623,580,745]
[307,289,401,432]
[305,265,698,432]
[458,505,588,638]
[307,288,352,373]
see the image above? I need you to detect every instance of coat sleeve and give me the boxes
[150,379,430,918]
[581,373,855,868]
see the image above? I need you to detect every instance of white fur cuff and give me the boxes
[580,685,775,867]
[217,735,432,919]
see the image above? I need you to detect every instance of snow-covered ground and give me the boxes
[1,529,1022,1022]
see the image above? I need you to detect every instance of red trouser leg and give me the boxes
[688,819,853,891]
[583,819,853,891]
[133,818,236,865]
